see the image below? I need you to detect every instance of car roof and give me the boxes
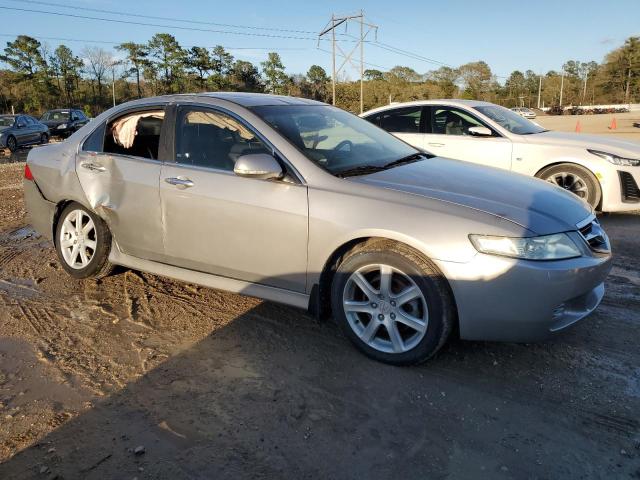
[361,99,496,116]
[113,92,327,109]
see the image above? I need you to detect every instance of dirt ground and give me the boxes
[535,111,640,141]
[0,150,639,479]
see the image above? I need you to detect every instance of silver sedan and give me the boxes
[23,93,612,365]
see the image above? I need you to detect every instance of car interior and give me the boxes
[104,111,165,160]
[176,110,270,170]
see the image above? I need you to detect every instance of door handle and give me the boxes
[427,142,445,147]
[81,162,106,172]
[165,177,194,189]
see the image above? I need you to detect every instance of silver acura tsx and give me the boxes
[24,93,612,365]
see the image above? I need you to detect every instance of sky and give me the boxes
[0,0,639,82]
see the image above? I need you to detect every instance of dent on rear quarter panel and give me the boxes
[27,141,91,213]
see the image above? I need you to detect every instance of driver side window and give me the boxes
[431,107,487,136]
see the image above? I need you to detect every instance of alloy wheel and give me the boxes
[342,264,429,354]
[545,172,589,198]
[59,209,97,269]
[7,136,17,151]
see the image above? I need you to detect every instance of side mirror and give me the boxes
[234,153,283,180]
[468,126,493,137]
[16,122,25,129]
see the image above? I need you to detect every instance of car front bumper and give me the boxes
[435,250,612,342]
[599,165,640,211]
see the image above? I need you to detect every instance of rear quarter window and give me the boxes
[82,122,106,152]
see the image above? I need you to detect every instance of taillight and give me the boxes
[24,164,34,181]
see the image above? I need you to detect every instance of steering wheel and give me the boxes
[333,139,353,152]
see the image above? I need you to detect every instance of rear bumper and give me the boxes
[24,179,56,240]
[436,251,612,342]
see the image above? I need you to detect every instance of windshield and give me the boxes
[475,105,546,135]
[251,105,420,175]
[0,116,14,129]
[41,111,70,121]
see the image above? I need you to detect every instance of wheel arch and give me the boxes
[311,236,459,335]
[534,160,603,210]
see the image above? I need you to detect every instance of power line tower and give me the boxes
[318,10,378,113]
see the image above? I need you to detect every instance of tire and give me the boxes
[40,132,49,144]
[54,203,115,279]
[331,239,455,365]
[537,163,602,209]
[6,135,17,152]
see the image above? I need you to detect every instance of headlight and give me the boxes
[588,149,640,167]
[57,123,67,129]
[469,233,581,260]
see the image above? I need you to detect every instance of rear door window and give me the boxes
[378,107,424,134]
[103,110,165,160]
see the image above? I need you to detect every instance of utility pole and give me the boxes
[331,14,336,106]
[319,12,378,112]
[559,69,565,107]
[109,60,122,108]
[360,9,364,114]
[537,74,542,109]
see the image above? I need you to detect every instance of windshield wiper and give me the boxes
[383,152,428,169]
[335,165,386,178]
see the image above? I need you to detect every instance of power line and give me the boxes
[0,33,308,51]
[0,5,340,42]
[14,0,327,36]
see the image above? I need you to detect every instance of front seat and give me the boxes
[445,112,465,136]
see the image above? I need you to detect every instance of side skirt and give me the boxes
[109,245,310,310]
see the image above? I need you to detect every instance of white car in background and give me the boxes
[511,107,537,119]
[362,100,640,211]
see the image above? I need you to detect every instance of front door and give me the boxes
[425,105,513,170]
[160,105,308,292]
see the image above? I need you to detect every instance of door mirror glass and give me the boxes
[16,121,25,129]
[234,153,283,180]
[468,126,493,137]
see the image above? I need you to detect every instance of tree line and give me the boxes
[0,33,638,116]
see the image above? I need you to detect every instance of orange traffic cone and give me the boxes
[609,117,617,130]
[575,120,582,133]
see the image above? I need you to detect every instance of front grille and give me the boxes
[619,171,640,202]
[577,216,610,254]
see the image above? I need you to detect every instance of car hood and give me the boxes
[524,130,640,158]
[41,120,67,127]
[350,157,592,235]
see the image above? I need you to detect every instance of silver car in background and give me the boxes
[511,107,537,119]
[24,93,612,365]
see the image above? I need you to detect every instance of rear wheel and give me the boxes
[538,163,601,209]
[55,203,114,279]
[6,135,17,152]
[331,240,455,365]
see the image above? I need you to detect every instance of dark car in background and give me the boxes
[0,114,50,152]
[40,109,90,138]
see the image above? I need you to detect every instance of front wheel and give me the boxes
[6,135,17,152]
[40,132,49,144]
[538,163,602,209]
[331,240,455,365]
[55,203,115,279]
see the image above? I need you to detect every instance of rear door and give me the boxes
[75,105,167,261]
[367,106,426,150]
[159,104,308,292]
[424,105,513,170]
